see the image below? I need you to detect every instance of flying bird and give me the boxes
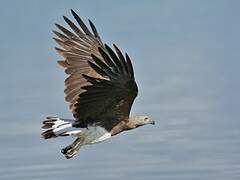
[41,10,155,159]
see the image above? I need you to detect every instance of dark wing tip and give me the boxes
[71,9,77,17]
[63,16,72,25]
[97,46,104,54]
[113,44,118,50]
[54,23,60,28]
[104,43,111,50]
[63,15,67,20]
[113,44,125,58]
[70,9,92,36]
[87,58,109,78]
[88,19,102,42]
[125,52,134,77]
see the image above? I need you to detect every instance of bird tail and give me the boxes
[41,116,81,139]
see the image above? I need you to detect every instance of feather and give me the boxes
[65,83,83,95]
[60,40,91,51]
[65,66,89,74]
[65,74,84,85]
[57,60,69,68]
[125,53,134,78]
[98,47,119,73]
[64,84,82,95]
[88,61,108,78]
[66,59,89,66]
[113,44,129,75]
[53,30,69,41]
[89,19,102,43]
[91,54,118,79]
[55,23,78,39]
[63,16,85,38]
[55,47,66,55]
[71,9,92,36]
[105,44,124,74]
[65,86,83,102]
[71,48,90,56]
[66,56,92,64]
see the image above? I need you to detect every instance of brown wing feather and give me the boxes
[54,10,105,113]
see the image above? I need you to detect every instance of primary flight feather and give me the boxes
[41,10,155,159]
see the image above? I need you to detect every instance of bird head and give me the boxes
[134,116,155,128]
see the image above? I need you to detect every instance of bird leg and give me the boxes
[61,137,83,159]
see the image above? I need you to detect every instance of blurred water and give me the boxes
[1,1,240,180]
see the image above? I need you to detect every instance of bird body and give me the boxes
[41,10,154,159]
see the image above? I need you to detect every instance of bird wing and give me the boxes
[75,44,138,130]
[54,10,104,113]
[54,10,138,130]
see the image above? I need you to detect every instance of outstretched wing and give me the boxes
[53,9,104,113]
[54,10,138,129]
[75,44,138,129]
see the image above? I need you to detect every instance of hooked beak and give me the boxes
[150,120,155,125]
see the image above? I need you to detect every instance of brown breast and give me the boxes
[110,119,136,136]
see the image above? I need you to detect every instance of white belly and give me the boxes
[78,126,111,145]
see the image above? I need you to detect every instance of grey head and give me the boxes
[129,115,155,128]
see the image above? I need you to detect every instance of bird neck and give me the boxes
[110,117,136,136]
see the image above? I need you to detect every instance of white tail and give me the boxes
[41,116,81,139]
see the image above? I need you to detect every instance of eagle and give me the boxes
[41,10,155,159]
